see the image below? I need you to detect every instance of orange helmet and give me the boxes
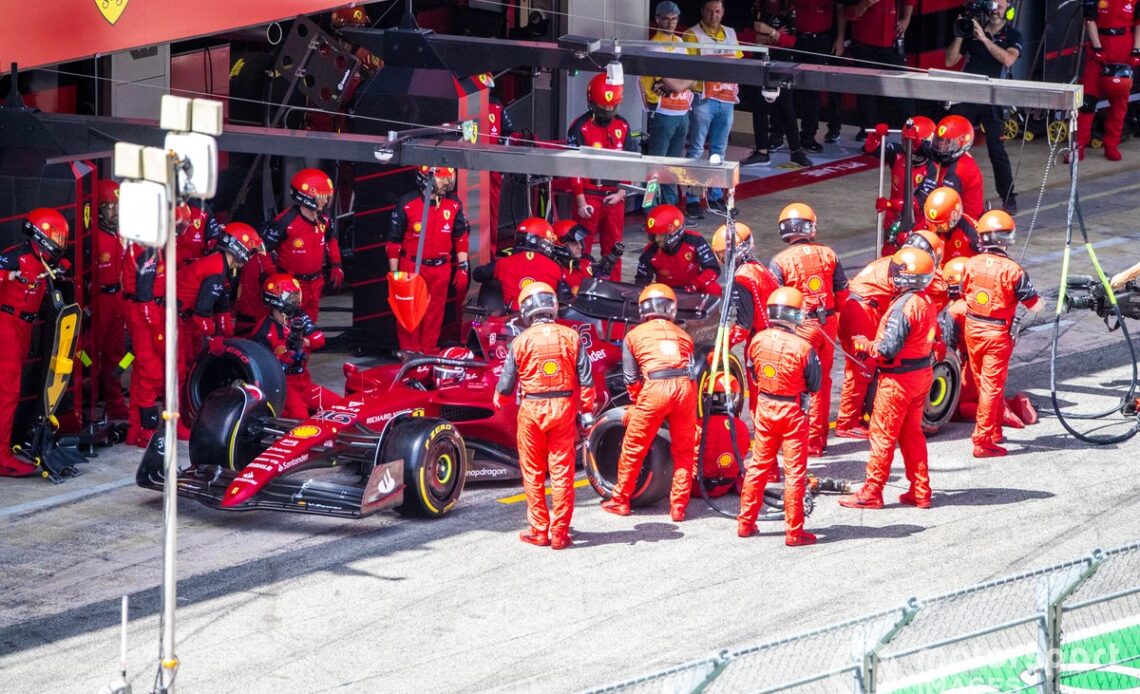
[902,228,945,266]
[638,283,678,321]
[331,6,370,28]
[931,115,975,163]
[291,168,334,211]
[645,204,686,251]
[976,209,1016,249]
[767,286,805,327]
[262,273,303,313]
[96,179,120,233]
[888,247,936,291]
[416,165,457,195]
[778,203,817,242]
[923,187,963,232]
[515,217,558,257]
[23,208,70,260]
[944,256,968,298]
[711,222,753,262]
[218,222,264,264]
[587,73,623,122]
[518,281,558,324]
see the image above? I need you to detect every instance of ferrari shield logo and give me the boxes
[96,0,129,25]
[83,202,91,231]
[489,113,496,123]
[604,90,615,102]
[915,173,924,185]
[443,209,451,220]
[614,128,623,139]
[647,217,656,229]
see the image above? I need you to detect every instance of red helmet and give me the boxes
[888,247,935,291]
[767,286,805,328]
[902,228,945,266]
[434,346,475,387]
[518,281,559,325]
[908,115,937,163]
[1099,64,1134,101]
[976,209,1016,249]
[218,222,264,264]
[24,208,70,260]
[931,115,975,163]
[330,6,370,28]
[553,219,589,245]
[923,187,963,233]
[638,283,678,321]
[645,204,686,251]
[514,217,558,257]
[778,203,817,243]
[416,165,457,195]
[96,180,120,233]
[587,73,623,122]
[290,168,334,212]
[262,273,303,313]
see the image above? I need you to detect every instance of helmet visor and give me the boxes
[639,296,677,321]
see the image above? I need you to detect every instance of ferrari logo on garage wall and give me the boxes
[96,0,129,25]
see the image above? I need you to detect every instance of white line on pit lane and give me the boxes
[0,477,135,519]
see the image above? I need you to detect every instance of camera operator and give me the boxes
[945,0,1020,214]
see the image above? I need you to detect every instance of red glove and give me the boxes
[216,311,235,338]
[903,123,924,149]
[1087,43,1105,63]
[864,123,890,153]
[207,335,226,355]
[328,264,345,292]
[192,314,214,337]
[453,261,470,296]
[875,197,896,213]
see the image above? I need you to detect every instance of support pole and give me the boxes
[853,598,920,694]
[1034,551,1102,693]
[160,151,180,693]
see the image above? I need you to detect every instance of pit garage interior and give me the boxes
[2,1,1140,693]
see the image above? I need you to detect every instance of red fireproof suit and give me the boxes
[494,251,566,310]
[388,192,470,354]
[739,325,822,540]
[880,152,984,240]
[856,289,937,505]
[263,207,343,321]
[961,250,1041,448]
[176,203,222,267]
[176,252,239,396]
[634,232,722,295]
[495,321,595,542]
[836,256,893,432]
[566,112,638,279]
[234,253,274,336]
[771,241,849,452]
[938,215,981,266]
[1078,0,1139,154]
[122,242,166,448]
[92,224,129,419]
[732,260,780,336]
[252,314,328,418]
[0,244,51,472]
[612,319,698,515]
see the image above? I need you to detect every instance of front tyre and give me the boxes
[386,418,467,518]
[923,352,962,435]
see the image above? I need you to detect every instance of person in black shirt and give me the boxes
[945,0,1021,215]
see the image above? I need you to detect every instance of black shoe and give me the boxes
[685,201,705,221]
[855,130,868,143]
[824,127,842,144]
[1003,195,1018,217]
[769,135,787,151]
[790,150,813,167]
[741,149,772,166]
[708,198,728,214]
[801,138,824,154]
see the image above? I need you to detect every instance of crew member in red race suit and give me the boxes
[712,221,778,339]
[493,282,595,550]
[387,166,471,353]
[923,186,981,265]
[262,168,344,323]
[839,248,937,510]
[635,204,722,295]
[863,116,935,248]
[770,203,849,456]
[176,200,223,268]
[253,274,330,419]
[553,220,595,293]
[92,180,129,422]
[121,231,166,448]
[737,287,822,546]
[567,72,639,279]
[960,210,1044,457]
[474,217,566,310]
[176,224,264,437]
[834,230,945,438]
[0,209,70,476]
[1075,0,1140,161]
[471,72,515,254]
[601,284,699,521]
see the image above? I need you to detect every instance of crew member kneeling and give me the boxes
[253,274,328,419]
[738,287,822,546]
[494,282,595,550]
[602,284,699,522]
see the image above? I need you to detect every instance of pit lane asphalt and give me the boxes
[3,132,1140,694]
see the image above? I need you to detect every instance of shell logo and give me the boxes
[520,277,535,289]
[807,276,823,292]
[975,290,990,305]
[761,364,777,379]
[593,142,603,148]
[542,360,560,375]
[716,453,734,469]
[413,222,422,232]
[647,217,656,229]
[293,239,304,248]
[290,425,322,439]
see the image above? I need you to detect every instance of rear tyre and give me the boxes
[923,352,962,435]
[582,407,673,508]
[185,338,286,424]
[385,417,467,518]
[189,385,273,471]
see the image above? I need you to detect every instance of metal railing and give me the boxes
[583,541,1140,694]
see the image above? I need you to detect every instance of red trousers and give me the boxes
[298,276,324,324]
[964,323,1014,447]
[835,298,878,431]
[516,398,578,536]
[177,316,210,396]
[124,300,165,437]
[864,368,933,501]
[0,315,32,462]
[92,293,129,419]
[738,397,809,537]
[281,371,337,419]
[573,192,625,280]
[395,260,451,354]
[798,318,836,449]
[613,378,699,511]
[1079,34,1133,151]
